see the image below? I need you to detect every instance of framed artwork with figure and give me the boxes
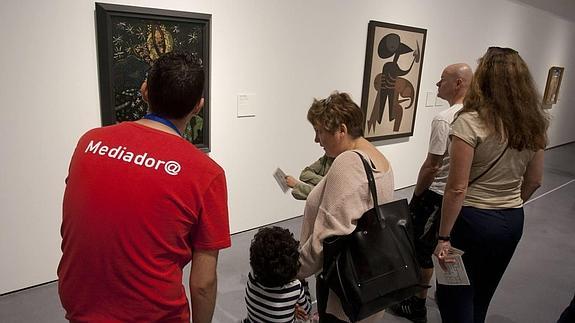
[542,66,564,106]
[360,20,427,141]
[95,3,211,151]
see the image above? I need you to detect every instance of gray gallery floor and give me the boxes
[1,143,574,323]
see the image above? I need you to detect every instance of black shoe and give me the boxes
[388,296,427,323]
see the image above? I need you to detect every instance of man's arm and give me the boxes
[414,118,450,197]
[413,153,444,196]
[189,249,219,323]
[521,149,544,202]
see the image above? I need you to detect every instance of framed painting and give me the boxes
[95,3,211,151]
[542,66,564,106]
[360,20,426,141]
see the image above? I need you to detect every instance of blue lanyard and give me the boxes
[143,113,182,136]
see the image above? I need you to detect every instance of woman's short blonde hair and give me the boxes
[307,91,364,138]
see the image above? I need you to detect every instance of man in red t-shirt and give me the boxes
[58,52,231,323]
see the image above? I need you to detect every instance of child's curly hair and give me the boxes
[249,226,300,287]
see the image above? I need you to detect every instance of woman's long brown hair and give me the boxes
[461,47,549,151]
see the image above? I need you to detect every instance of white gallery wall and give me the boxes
[1,0,574,294]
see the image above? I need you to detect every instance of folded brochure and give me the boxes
[432,246,470,285]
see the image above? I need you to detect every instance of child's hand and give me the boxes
[285,175,299,188]
[295,304,309,320]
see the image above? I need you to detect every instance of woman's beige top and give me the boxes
[298,150,394,322]
[450,111,536,209]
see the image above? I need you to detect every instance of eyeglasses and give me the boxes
[488,46,518,54]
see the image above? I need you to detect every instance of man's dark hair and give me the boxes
[249,226,300,287]
[146,52,205,119]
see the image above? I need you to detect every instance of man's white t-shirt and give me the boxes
[428,103,463,195]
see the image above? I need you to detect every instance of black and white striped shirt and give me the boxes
[245,272,312,323]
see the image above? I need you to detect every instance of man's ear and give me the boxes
[191,98,205,115]
[340,123,348,135]
[455,78,463,88]
[140,80,149,103]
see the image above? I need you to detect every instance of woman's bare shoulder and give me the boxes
[356,141,390,172]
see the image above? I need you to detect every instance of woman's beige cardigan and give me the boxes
[298,150,394,322]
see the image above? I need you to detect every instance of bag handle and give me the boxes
[353,151,384,226]
[468,145,508,186]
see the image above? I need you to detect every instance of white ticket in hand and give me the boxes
[432,247,470,285]
[273,168,289,193]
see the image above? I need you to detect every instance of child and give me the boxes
[285,154,334,200]
[244,226,312,323]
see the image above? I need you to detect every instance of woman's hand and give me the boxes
[433,240,456,270]
[285,175,299,188]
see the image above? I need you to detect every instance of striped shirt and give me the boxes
[245,272,312,323]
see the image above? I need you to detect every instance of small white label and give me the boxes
[425,92,436,107]
[237,93,256,117]
[435,96,446,107]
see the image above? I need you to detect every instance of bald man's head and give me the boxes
[436,63,473,106]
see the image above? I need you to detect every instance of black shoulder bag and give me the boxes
[321,152,421,322]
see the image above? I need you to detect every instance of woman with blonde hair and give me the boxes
[434,47,549,323]
[297,91,394,322]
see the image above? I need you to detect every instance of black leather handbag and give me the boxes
[321,152,421,322]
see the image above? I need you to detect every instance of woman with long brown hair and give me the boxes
[434,47,549,323]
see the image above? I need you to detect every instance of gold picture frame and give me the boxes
[542,66,564,106]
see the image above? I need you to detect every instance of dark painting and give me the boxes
[96,3,211,151]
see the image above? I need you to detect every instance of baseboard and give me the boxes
[0,279,57,297]
[546,140,575,151]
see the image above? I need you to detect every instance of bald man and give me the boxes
[389,63,473,323]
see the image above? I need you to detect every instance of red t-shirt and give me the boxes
[58,122,231,322]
